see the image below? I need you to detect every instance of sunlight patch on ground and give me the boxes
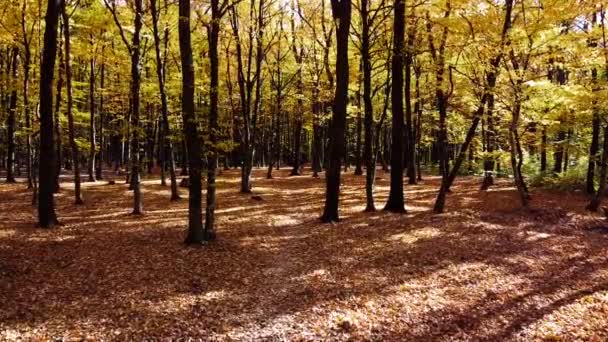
[518,230,553,242]
[388,226,442,244]
[0,229,16,239]
[270,215,302,227]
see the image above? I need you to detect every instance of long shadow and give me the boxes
[1,168,607,340]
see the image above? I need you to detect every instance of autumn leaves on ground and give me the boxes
[1,169,608,341]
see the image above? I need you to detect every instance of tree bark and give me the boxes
[150,0,180,200]
[88,56,96,182]
[589,126,608,212]
[204,0,222,241]
[321,0,351,222]
[61,0,83,205]
[5,47,18,183]
[384,0,406,213]
[38,0,61,227]
[179,0,204,243]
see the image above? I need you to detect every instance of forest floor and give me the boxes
[1,167,608,341]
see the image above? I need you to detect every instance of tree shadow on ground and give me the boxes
[1,168,607,340]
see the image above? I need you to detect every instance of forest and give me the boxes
[1,0,608,339]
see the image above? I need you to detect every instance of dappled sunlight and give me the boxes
[1,168,608,340]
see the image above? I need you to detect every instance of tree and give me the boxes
[61,0,84,205]
[104,0,144,214]
[383,0,405,213]
[149,0,180,201]
[320,0,351,223]
[5,47,18,183]
[179,0,204,243]
[38,0,61,227]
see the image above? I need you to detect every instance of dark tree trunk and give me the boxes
[204,0,221,241]
[384,0,406,213]
[321,0,351,222]
[129,0,144,215]
[354,65,363,176]
[179,0,204,243]
[290,70,304,176]
[5,47,18,183]
[553,130,566,173]
[22,10,33,189]
[588,108,600,194]
[589,126,608,212]
[88,56,96,182]
[61,0,83,205]
[541,126,547,172]
[38,0,61,227]
[361,0,375,211]
[404,30,416,184]
[96,58,104,180]
[150,0,180,200]
[414,65,423,181]
[509,98,529,207]
[54,36,64,192]
[481,94,495,190]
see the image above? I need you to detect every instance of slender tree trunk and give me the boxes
[540,126,547,172]
[509,99,529,207]
[54,36,64,192]
[150,0,180,200]
[553,130,566,173]
[96,58,104,180]
[38,0,61,227]
[23,50,33,189]
[5,47,18,183]
[481,94,495,190]
[404,31,416,184]
[415,65,423,181]
[88,56,96,182]
[129,0,144,215]
[179,0,204,243]
[290,71,303,176]
[61,0,83,205]
[354,63,363,176]
[588,109,600,194]
[321,0,351,222]
[360,0,375,211]
[589,126,608,212]
[205,0,221,240]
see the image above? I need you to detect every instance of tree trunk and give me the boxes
[205,0,221,241]
[588,109,600,194]
[540,126,547,172]
[96,58,104,180]
[61,0,83,205]
[179,0,204,243]
[5,47,18,183]
[38,0,61,227]
[54,36,64,192]
[589,126,608,212]
[321,0,351,222]
[384,0,406,213]
[404,31,416,184]
[553,130,566,173]
[150,0,180,200]
[481,93,495,190]
[360,0,375,211]
[129,0,144,215]
[88,56,96,182]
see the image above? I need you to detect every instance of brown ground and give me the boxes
[1,168,608,341]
